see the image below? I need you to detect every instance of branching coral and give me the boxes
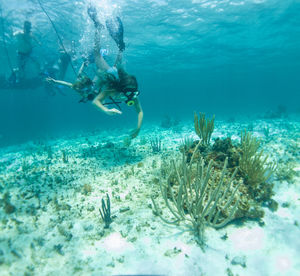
[239,130,276,188]
[152,117,279,249]
[194,112,215,146]
[151,154,240,248]
[99,194,112,228]
[276,162,297,184]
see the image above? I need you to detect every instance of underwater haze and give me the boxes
[0,1,300,276]
[0,0,299,145]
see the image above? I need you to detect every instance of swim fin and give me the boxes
[105,17,125,51]
[87,5,103,29]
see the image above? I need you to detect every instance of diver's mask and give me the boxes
[123,90,140,106]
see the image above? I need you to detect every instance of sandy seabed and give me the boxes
[0,117,299,276]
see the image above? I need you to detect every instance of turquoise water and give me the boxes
[0,1,300,275]
[0,0,299,145]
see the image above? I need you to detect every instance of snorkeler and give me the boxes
[46,61,96,102]
[12,21,41,82]
[48,6,143,139]
[87,5,143,138]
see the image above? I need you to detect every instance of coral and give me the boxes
[239,130,276,189]
[82,183,93,195]
[99,194,112,229]
[4,202,16,214]
[150,137,162,153]
[62,150,69,163]
[179,136,194,153]
[1,192,16,214]
[212,137,233,153]
[194,112,215,146]
[179,120,278,222]
[184,140,208,163]
[276,162,297,183]
[151,155,240,249]
[209,138,241,169]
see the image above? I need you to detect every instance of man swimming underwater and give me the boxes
[12,21,41,82]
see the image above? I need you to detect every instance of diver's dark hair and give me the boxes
[117,68,138,92]
[103,68,138,93]
[72,76,93,90]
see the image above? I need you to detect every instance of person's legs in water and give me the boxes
[8,68,19,85]
[87,5,103,29]
[17,51,29,80]
[105,17,125,52]
[17,51,41,81]
[87,5,110,72]
[29,55,41,75]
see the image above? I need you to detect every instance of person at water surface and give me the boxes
[13,20,41,80]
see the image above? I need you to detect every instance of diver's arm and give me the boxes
[131,98,143,138]
[13,31,21,38]
[92,90,122,115]
[46,77,73,88]
[12,31,21,47]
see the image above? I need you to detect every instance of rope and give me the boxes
[0,5,13,72]
[36,0,77,76]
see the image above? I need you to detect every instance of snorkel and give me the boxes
[123,89,140,106]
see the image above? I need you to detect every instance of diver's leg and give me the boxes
[106,17,125,52]
[18,51,40,78]
[17,52,26,80]
[87,6,110,72]
[29,55,41,74]
[94,28,110,72]
[87,5,103,29]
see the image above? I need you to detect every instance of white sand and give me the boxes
[0,118,299,275]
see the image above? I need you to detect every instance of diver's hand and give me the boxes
[130,128,140,139]
[105,108,122,116]
[46,77,55,83]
